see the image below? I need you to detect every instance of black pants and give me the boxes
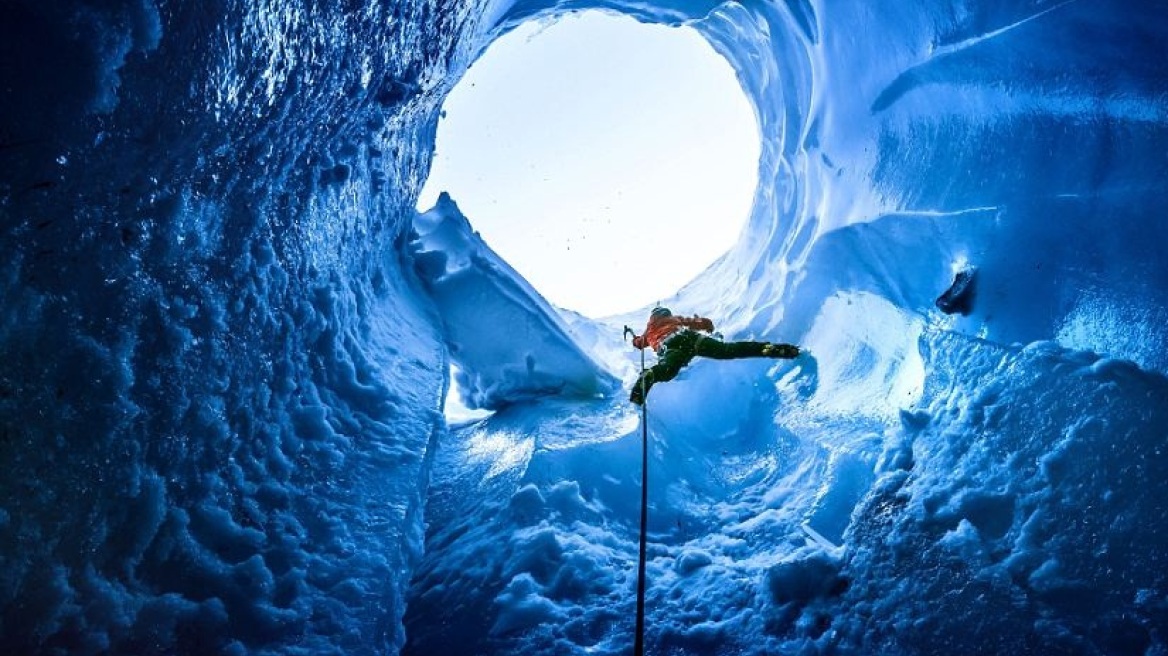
[630,330,781,403]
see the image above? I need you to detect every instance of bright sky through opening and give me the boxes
[417,11,760,318]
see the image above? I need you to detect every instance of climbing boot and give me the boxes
[762,343,800,359]
[629,371,654,405]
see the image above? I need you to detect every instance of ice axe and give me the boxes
[623,325,635,342]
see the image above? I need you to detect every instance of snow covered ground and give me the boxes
[403,218,1168,655]
[2,0,1167,654]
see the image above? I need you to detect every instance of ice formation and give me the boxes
[1,1,1166,655]
[410,193,618,409]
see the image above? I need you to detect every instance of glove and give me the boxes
[694,317,714,332]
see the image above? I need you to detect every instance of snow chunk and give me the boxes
[491,573,566,636]
[675,549,714,575]
[766,549,845,606]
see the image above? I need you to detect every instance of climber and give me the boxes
[626,307,800,405]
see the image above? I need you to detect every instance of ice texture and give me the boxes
[410,193,619,409]
[3,0,1168,655]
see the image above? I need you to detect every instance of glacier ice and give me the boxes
[2,0,1167,655]
[410,193,619,409]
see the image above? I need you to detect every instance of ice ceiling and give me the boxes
[1,1,1166,655]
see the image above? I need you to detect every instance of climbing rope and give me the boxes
[634,344,649,656]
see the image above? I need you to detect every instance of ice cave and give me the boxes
[2,1,1167,655]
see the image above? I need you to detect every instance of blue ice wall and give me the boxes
[675,0,1168,368]
[1,1,479,653]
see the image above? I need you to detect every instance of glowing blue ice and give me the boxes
[1,1,1166,655]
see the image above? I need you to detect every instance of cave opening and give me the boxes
[416,10,761,318]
